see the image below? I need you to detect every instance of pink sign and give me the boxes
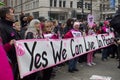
[87,14,94,28]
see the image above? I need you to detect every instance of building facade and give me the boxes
[99,0,116,21]
[7,0,119,22]
[13,0,93,22]
[0,0,13,7]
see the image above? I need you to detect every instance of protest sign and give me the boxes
[87,14,94,28]
[15,33,114,78]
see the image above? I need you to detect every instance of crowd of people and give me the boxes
[0,6,120,80]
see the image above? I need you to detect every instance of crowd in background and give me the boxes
[0,6,120,80]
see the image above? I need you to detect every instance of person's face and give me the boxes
[23,17,27,21]
[35,23,40,30]
[6,9,15,22]
[74,25,80,30]
[46,26,52,32]
[107,22,110,27]
[14,23,21,31]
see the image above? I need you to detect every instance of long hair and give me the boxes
[43,21,52,33]
[25,19,41,38]
[110,8,120,34]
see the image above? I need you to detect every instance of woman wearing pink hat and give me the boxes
[64,21,82,73]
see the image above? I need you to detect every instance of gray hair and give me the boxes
[25,19,41,38]
[29,19,40,28]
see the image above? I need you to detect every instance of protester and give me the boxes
[27,15,34,23]
[42,21,59,80]
[59,23,66,38]
[24,19,43,80]
[25,19,43,39]
[0,38,14,80]
[13,21,22,39]
[43,21,58,39]
[52,20,62,39]
[101,21,110,61]
[0,30,14,80]
[64,21,81,73]
[20,13,28,28]
[77,21,87,63]
[110,8,120,69]
[0,6,21,80]
[63,18,74,34]
[87,26,96,66]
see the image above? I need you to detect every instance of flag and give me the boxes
[109,0,115,8]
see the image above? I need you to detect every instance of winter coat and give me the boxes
[0,41,14,80]
[0,19,21,64]
[64,29,82,38]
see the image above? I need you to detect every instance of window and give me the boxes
[100,4,102,11]
[33,12,39,19]
[60,16,65,20]
[85,2,87,8]
[88,3,91,10]
[103,14,105,20]
[11,0,13,7]
[77,1,82,8]
[70,1,73,8]
[77,2,79,8]
[54,0,57,7]
[30,3,33,9]
[25,13,30,16]
[59,0,62,7]
[63,1,66,7]
[33,2,35,9]
[15,0,17,6]
[106,5,109,10]
[26,4,28,10]
[36,0,39,8]
[103,4,105,11]
[18,0,21,5]
[50,0,53,7]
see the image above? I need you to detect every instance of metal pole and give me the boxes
[50,0,53,20]
[21,0,23,12]
[90,0,92,14]
[50,7,51,20]
[80,0,84,20]
[81,0,84,14]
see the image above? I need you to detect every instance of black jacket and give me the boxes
[0,19,21,64]
[0,19,21,43]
